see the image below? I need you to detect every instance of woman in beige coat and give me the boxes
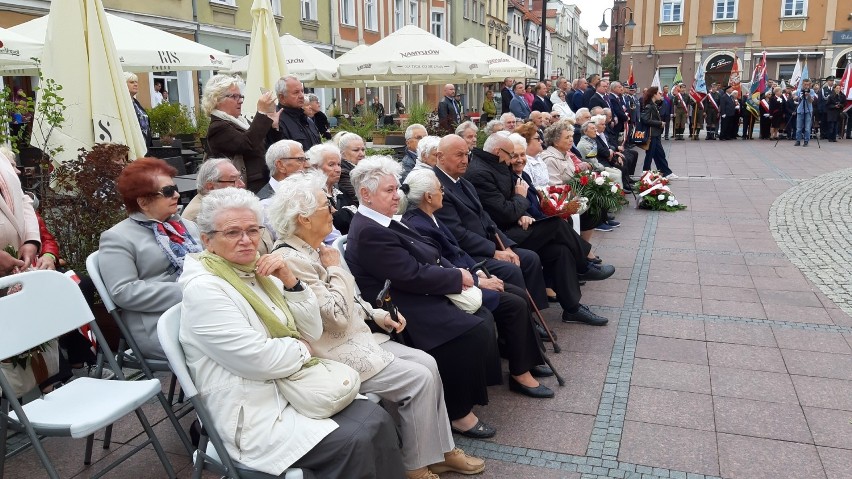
[269,171,486,479]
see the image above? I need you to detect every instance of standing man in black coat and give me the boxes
[582,74,601,108]
[500,77,514,114]
[588,79,610,110]
[719,86,738,140]
[438,84,461,131]
[266,75,321,152]
[531,82,552,113]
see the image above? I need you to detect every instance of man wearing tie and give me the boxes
[509,82,532,121]
[438,83,461,131]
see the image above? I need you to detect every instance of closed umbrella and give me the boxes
[0,26,43,73]
[229,33,338,86]
[31,0,146,165]
[456,38,536,81]
[242,0,287,116]
[337,25,488,83]
[10,11,231,72]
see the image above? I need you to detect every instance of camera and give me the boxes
[802,88,810,94]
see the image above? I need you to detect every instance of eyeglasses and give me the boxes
[223,94,245,101]
[282,156,308,163]
[210,225,266,241]
[319,201,334,213]
[155,185,179,197]
[499,148,521,160]
[215,176,245,185]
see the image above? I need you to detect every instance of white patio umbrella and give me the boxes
[229,33,339,85]
[337,25,488,84]
[10,11,231,72]
[0,26,43,73]
[31,0,146,165]
[456,38,536,81]
[242,0,287,117]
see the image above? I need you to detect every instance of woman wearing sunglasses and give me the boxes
[98,157,202,360]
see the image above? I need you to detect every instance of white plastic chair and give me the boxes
[0,270,175,479]
[85,251,194,455]
[157,304,312,479]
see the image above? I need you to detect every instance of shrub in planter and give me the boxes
[148,102,194,143]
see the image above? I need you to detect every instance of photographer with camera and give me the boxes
[794,79,818,147]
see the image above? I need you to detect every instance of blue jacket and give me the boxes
[509,95,532,120]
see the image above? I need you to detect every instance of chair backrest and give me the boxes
[85,251,119,313]
[162,156,188,176]
[331,235,360,296]
[0,271,94,360]
[157,304,198,398]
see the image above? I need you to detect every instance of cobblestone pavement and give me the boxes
[4,136,852,478]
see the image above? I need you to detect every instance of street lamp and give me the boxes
[599,5,635,81]
[646,45,655,59]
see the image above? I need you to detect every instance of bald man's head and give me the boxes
[436,134,469,179]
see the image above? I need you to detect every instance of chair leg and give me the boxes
[191,435,207,479]
[177,387,185,404]
[103,424,113,449]
[84,434,94,465]
[156,391,194,456]
[133,407,176,479]
[167,374,178,405]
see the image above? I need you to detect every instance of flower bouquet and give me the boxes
[566,170,627,216]
[538,184,586,219]
[635,171,687,211]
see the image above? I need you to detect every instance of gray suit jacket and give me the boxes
[98,213,201,359]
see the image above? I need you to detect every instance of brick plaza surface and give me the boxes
[4,137,852,478]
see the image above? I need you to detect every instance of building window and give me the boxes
[341,0,355,25]
[659,67,678,87]
[300,0,315,20]
[778,63,796,81]
[431,10,444,39]
[463,0,469,19]
[782,0,806,17]
[471,1,478,22]
[660,0,683,23]
[365,0,378,30]
[409,0,418,25]
[714,0,736,19]
[395,0,404,28]
[480,3,485,24]
[209,0,236,6]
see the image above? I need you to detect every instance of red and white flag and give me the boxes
[840,60,852,113]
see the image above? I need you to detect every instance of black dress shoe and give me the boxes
[530,365,554,377]
[451,420,496,439]
[578,263,615,281]
[562,305,608,326]
[535,323,554,342]
[509,377,555,398]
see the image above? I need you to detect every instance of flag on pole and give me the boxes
[673,62,683,85]
[780,79,787,90]
[797,62,809,94]
[789,56,802,89]
[728,56,741,96]
[839,59,852,112]
[746,52,766,119]
[651,68,661,89]
[627,58,635,87]
[689,61,707,107]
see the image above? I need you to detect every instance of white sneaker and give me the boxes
[665,173,679,180]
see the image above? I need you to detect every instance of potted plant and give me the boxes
[147,102,193,145]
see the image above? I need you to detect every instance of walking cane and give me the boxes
[376,279,407,346]
[485,226,562,353]
[470,260,565,387]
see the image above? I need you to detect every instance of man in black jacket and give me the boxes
[266,75,321,151]
[531,82,552,113]
[719,86,738,140]
[588,79,610,110]
[501,77,514,114]
[459,134,614,326]
[438,84,461,131]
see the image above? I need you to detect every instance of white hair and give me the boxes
[265,139,301,172]
[306,143,341,168]
[416,135,441,163]
[482,131,510,153]
[499,112,516,124]
[455,120,479,136]
[338,132,364,153]
[507,132,527,150]
[590,114,607,124]
[123,72,138,83]
[400,169,439,212]
[202,74,243,115]
[273,74,302,96]
[484,119,503,135]
[349,156,401,203]
[331,131,348,148]
[196,187,263,234]
[404,123,427,140]
[267,170,328,240]
[196,157,232,194]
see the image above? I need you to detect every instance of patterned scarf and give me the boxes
[132,215,202,275]
[132,99,150,136]
[211,109,250,130]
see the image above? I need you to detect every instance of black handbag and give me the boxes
[629,122,650,146]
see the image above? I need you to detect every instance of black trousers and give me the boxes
[477,247,548,310]
[492,282,544,376]
[508,218,588,312]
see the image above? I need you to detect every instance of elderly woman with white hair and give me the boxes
[413,135,441,173]
[337,132,367,206]
[576,118,623,188]
[345,156,501,440]
[179,187,405,478]
[455,120,479,150]
[269,171,486,479]
[202,74,280,193]
[124,72,152,147]
[483,119,504,136]
[306,143,354,237]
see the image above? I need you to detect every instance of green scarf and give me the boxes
[198,251,318,367]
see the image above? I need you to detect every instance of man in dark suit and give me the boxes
[588,79,610,110]
[266,75,321,152]
[531,82,552,113]
[434,134,609,325]
[509,82,532,120]
[437,83,461,131]
[256,139,306,200]
[719,86,738,140]
[500,77,514,114]
[571,77,588,112]
[582,74,601,108]
[608,81,629,135]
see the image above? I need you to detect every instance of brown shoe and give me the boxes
[429,448,486,475]
[406,468,440,479]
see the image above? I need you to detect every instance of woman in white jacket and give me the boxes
[179,187,404,478]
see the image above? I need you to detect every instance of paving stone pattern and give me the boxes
[5,138,852,478]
